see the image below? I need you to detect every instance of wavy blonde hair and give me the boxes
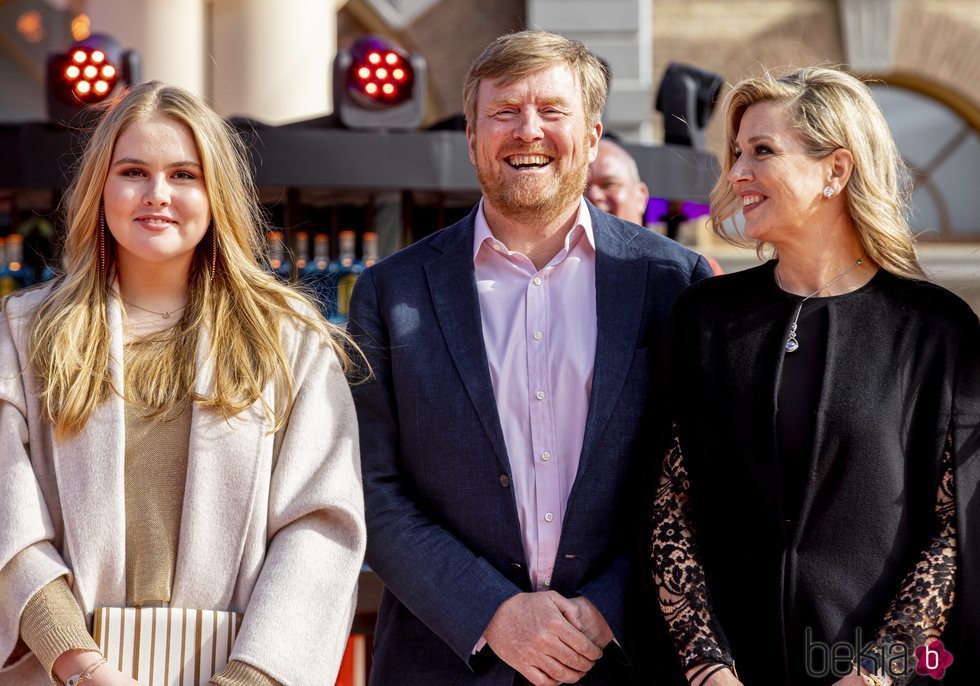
[709,66,924,279]
[28,81,355,438]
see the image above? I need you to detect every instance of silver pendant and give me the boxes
[785,311,801,353]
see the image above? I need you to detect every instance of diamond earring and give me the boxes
[823,186,835,198]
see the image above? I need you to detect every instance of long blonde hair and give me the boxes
[709,67,924,279]
[28,81,355,438]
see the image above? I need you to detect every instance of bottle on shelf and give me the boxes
[300,233,335,319]
[362,231,379,268]
[266,230,293,282]
[331,230,364,326]
[0,235,36,296]
[294,231,309,273]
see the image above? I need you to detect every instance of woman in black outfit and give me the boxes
[649,67,979,686]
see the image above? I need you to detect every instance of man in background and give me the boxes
[585,137,649,227]
[587,137,724,275]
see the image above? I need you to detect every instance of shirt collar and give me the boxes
[472,197,595,262]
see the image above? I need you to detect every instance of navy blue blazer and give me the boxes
[348,202,712,685]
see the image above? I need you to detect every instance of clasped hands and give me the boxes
[484,591,614,686]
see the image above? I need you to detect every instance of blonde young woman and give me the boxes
[0,82,365,686]
[649,68,979,686]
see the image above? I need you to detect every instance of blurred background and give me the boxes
[0,0,977,313]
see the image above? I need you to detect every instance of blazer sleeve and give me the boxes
[947,311,980,684]
[348,268,522,667]
[227,327,366,686]
[0,300,73,672]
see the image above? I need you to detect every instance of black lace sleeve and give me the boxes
[867,431,957,685]
[649,423,734,672]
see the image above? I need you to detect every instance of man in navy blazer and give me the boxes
[348,31,712,686]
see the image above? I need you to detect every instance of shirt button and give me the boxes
[544,512,554,522]
[533,277,543,286]
[533,331,543,340]
[541,451,551,462]
[544,577,552,587]
[535,390,545,400]
[493,243,503,251]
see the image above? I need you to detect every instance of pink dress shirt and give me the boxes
[473,198,598,593]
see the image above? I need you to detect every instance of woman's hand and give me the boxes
[53,650,139,686]
[684,662,745,686]
[831,671,868,686]
[88,667,141,685]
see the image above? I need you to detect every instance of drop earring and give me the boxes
[99,204,106,274]
[210,221,217,282]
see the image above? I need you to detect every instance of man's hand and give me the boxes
[555,596,614,649]
[484,591,603,686]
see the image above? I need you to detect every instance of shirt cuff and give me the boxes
[472,636,487,655]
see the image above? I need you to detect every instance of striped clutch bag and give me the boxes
[92,607,243,686]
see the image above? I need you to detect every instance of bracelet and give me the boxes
[852,659,893,686]
[687,661,716,684]
[66,657,107,686]
[697,664,732,685]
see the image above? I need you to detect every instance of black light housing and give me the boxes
[46,33,141,126]
[655,62,722,150]
[333,35,426,130]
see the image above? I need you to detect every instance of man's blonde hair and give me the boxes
[463,31,610,128]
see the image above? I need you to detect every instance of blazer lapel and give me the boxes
[169,324,264,608]
[424,218,511,475]
[577,210,649,477]
[52,295,128,609]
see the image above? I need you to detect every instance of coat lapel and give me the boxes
[424,216,512,476]
[51,295,128,609]
[170,325,264,608]
[577,209,649,478]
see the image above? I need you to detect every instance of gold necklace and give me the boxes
[121,297,187,320]
[776,257,864,353]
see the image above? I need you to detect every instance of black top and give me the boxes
[777,297,829,525]
[648,261,980,686]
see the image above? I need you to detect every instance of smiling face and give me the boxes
[467,62,601,224]
[728,101,833,245]
[103,114,210,278]
[586,139,649,224]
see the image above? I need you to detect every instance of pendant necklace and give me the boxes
[776,257,864,353]
[122,297,187,320]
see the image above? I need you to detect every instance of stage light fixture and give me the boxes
[655,62,723,150]
[333,35,427,130]
[47,33,141,125]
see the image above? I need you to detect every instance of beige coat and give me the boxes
[0,287,366,686]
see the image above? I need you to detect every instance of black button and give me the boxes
[509,562,524,572]
[499,474,510,488]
